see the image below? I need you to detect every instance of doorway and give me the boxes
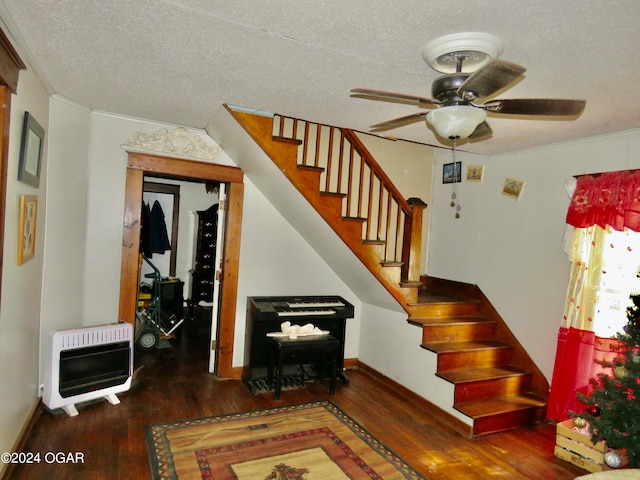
[118,151,244,378]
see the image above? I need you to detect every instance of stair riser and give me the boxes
[319,192,346,216]
[422,323,495,344]
[466,406,547,437]
[410,303,482,318]
[452,375,532,404]
[436,348,514,372]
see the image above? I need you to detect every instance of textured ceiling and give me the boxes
[0,0,639,155]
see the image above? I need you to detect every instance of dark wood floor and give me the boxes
[10,314,586,480]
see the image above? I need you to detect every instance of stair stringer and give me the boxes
[213,106,418,311]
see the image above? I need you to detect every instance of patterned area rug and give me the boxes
[145,400,426,479]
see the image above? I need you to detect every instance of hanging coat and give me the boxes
[141,200,171,257]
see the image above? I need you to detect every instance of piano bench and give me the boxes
[267,334,340,400]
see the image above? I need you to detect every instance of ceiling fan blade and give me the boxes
[458,59,526,100]
[350,88,440,108]
[369,112,428,132]
[483,98,586,116]
[468,121,493,139]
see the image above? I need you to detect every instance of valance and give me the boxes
[566,170,640,232]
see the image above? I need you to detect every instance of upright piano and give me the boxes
[244,295,354,387]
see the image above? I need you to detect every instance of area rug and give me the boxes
[145,400,426,479]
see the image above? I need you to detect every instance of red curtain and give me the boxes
[566,170,640,231]
[548,169,640,421]
[547,327,621,420]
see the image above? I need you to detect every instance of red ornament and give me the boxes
[586,405,601,416]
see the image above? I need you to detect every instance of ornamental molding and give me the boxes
[122,127,221,161]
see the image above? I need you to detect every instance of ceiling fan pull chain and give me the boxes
[451,137,461,218]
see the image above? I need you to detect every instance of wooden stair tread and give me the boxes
[297,164,324,173]
[320,191,346,198]
[455,393,546,418]
[362,239,385,245]
[272,135,302,145]
[437,366,528,384]
[423,340,511,354]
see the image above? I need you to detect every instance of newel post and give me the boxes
[401,197,428,283]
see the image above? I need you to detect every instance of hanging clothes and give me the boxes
[140,200,171,257]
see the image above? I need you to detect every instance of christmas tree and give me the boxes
[571,293,640,468]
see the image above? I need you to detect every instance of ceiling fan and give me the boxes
[351,33,586,143]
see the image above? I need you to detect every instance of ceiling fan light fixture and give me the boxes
[426,106,487,139]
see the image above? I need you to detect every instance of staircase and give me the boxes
[222,105,548,437]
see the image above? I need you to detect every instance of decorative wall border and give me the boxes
[122,127,221,162]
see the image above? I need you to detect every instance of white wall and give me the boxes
[79,112,361,369]
[357,302,471,425]
[39,96,90,379]
[427,131,640,381]
[80,113,230,326]
[0,65,49,463]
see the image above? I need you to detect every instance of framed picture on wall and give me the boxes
[18,112,45,188]
[466,165,484,182]
[442,161,461,184]
[502,178,525,200]
[18,195,37,265]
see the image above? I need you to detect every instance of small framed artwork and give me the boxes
[442,161,462,184]
[18,112,45,188]
[18,195,37,265]
[502,178,525,200]
[466,165,484,182]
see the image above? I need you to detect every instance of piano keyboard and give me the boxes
[286,300,345,308]
[276,308,336,317]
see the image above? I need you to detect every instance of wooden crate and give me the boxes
[555,419,627,473]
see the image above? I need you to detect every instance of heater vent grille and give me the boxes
[56,324,133,350]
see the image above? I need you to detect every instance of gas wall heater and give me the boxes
[42,323,133,416]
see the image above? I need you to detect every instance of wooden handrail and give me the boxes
[273,115,426,282]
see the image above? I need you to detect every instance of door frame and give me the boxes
[0,29,26,298]
[118,151,244,378]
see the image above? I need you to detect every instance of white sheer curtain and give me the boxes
[563,225,640,337]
